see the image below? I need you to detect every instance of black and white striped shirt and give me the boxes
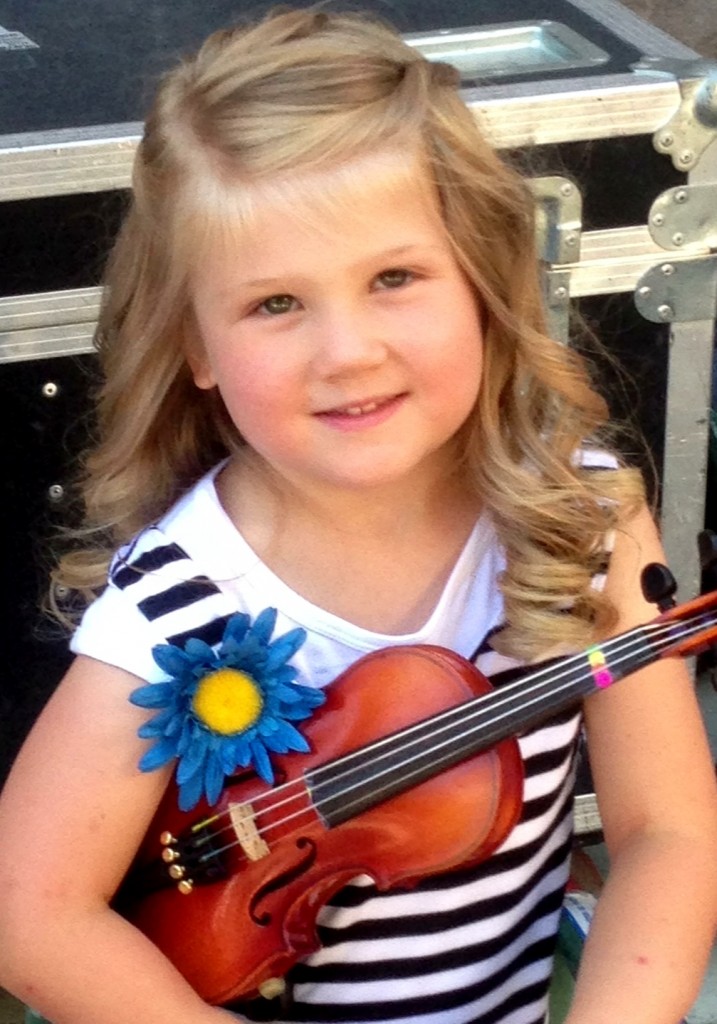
[72,466,600,1024]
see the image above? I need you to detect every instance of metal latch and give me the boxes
[648,184,717,250]
[637,58,717,171]
[634,256,717,323]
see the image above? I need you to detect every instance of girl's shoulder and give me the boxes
[72,465,247,681]
[108,461,246,590]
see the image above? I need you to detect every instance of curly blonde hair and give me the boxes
[56,7,643,659]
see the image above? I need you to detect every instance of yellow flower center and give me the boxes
[191,668,264,735]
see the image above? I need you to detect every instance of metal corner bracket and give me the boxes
[648,183,717,250]
[634,255,717,324]
[639,57,717,172]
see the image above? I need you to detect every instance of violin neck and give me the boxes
[308,626,657,828]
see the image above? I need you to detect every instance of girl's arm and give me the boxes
[566,505,717,1024]
[0,654,240,1024]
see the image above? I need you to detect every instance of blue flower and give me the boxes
[129,608,325,810]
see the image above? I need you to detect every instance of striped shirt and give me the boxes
[72,465,602,1024]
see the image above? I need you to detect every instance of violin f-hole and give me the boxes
[249,837,318,927]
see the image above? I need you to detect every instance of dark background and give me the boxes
[0,0,715,789]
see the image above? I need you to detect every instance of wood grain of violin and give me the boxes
[116,586,717,1005]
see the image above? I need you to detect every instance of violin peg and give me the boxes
[640,562,677,611]
[698,530,717,568]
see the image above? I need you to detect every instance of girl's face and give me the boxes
[188,157,484,499]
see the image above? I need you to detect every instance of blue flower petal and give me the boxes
[129,683,175,709]
[164,713,185,737]
[272,665,300,684]
[272,719,311,752]
[204,755,226,806]
[138,737,178,772]
[178,770,204,812]
[262,735,290,754]
[249,739,275,784]
[137,707,176,736]
[151,645,194,679]
[184,637,218,664]
[175,718,196,756]
[301,686,326,707]
[137,720,164,740]
[265,628,307,669]
[257,717,279,737]
[249,607,277,645]
[274,683,304,704]
[177,735,209,783]
[220,737,244,773]
[233,748,253,771]
[222,613,251,647]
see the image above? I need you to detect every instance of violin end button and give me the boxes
[258,977,286,1000]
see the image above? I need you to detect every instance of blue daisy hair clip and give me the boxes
[129,608,325,811]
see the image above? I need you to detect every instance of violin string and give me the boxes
[303,611,716,791]
[290,612,717,826]
[188,626,651,849]
[188,610,717,864]
[281,612,699,800]
[190,611,715,854]
[204,612,691,835]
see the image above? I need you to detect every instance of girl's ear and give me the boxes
[184,316,217,390]
[186,347,217,390]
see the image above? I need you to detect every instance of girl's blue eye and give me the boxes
[376,268,412,289]
[259,294,296,315]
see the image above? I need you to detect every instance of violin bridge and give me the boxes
[229,801,270,861]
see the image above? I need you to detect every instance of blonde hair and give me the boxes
[56,7,643,659]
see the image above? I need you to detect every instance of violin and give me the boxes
[117,570,717,1006]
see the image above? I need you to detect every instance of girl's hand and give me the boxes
[568,505,717,1024]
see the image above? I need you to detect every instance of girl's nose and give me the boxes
[313,310,388,378]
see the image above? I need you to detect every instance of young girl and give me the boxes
[0,9,716,1024]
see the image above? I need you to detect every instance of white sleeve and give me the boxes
[70,584,168,684]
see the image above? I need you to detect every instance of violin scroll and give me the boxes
[641,531,717,614]
[699,530,717,592]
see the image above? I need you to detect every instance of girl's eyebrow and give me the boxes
[233,243,444,292]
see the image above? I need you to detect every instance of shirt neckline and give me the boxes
[165,464,495,650]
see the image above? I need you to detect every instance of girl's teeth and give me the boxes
[345,402,379,416]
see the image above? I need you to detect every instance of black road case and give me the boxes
[2,0,716,785]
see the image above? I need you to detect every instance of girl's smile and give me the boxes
[314,392,408,430]
[188,151,484,499]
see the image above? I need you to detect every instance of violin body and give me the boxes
[119,582,717,1004]
[119,646,523,1004]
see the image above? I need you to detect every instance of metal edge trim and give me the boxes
[566,0,699,59]
[0,79,682,197]
[0,122,143,151]
[0,288,102,331]
[0,324,97,364]
[469,79,681,147]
